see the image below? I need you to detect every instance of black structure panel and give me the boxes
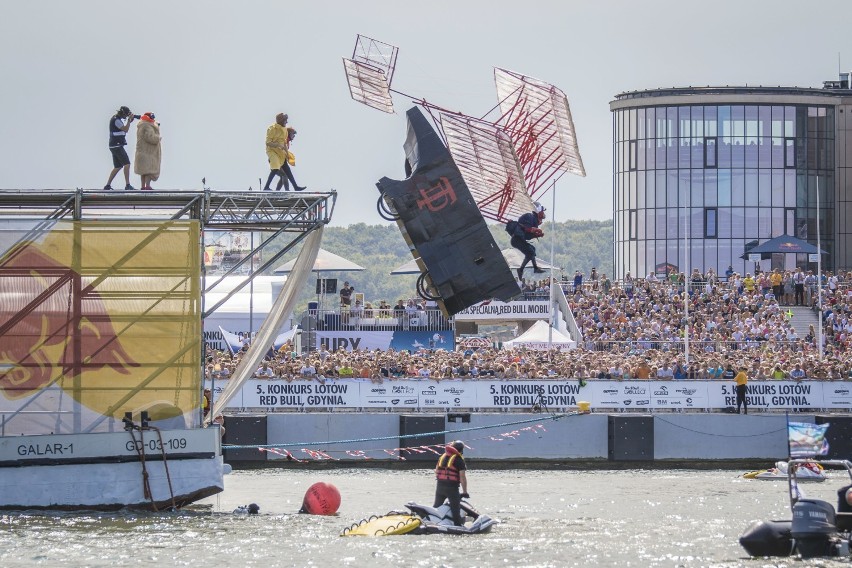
[316,278,337,294]
[400,415,445,462]
[222,415,267,462]
[608,415,654,461]
[815,415,852,459]
[377,107,520,316]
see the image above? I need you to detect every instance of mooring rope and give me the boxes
[222,410,583,450]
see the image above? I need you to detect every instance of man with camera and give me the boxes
[104,105,138,191]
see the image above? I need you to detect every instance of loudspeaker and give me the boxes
[377,107,520,316]
[222,415,267,462]
[399,415,444,462]
[315,278,337,294]
[608,415,654,461]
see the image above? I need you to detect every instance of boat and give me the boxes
[0,214,229,510]
[743,460,827,482]
[405,499,495,535]
[0,189,332,510]
[739,459,852,558]
[341,499,495,536]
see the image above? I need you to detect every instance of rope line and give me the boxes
[653,415,788,438]
[223,411,581,450]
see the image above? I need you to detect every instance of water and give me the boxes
[0,468,848,567]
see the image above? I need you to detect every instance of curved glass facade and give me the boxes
[612,99,834,279]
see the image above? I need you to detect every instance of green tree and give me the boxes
[263,219,612,314]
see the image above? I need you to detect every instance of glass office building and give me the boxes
[610,81,852,280]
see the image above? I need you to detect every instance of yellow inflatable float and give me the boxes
[341,514,421,536]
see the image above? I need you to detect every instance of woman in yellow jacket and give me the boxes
[263,114,306,192]
[263,113,290,191]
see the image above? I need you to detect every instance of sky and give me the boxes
[1,0,850,227]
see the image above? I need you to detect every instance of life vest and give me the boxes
[435,446,463,483]
[109,114,127,148]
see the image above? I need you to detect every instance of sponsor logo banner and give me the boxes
[453,300,552,321]
[208,380,852,411]
[314,331,454,352]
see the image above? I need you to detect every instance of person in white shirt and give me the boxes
[254,361,275,378]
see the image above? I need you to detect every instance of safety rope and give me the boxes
[151,426,178,511]
[223,410,582,450]
[127,423,178,511]
[127,427,154,507]
[652,415,789,438]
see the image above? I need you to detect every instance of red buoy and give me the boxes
[300,481,341,515]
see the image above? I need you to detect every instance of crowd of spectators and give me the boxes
[204,267,852,383]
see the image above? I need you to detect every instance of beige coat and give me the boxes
[134,121,161,180]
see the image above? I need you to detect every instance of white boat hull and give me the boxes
[0,428,224,510]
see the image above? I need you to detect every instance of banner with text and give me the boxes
[314,330,454,352]
[205,379,852,411]
[453,300,551,321]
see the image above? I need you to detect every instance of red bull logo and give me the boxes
[0,243,138,400]
[416,177,457,212]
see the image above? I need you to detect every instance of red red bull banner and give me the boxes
[0,220,201,434]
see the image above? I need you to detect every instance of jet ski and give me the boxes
[341,499,494,536]
[404,499,495,535]
[740,459,852,559]
[743,460,827,481]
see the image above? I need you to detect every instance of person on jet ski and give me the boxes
[434,440,468,526]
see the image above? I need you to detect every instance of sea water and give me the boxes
[0,468,847,567]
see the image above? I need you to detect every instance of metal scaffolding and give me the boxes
[0,189,337,317]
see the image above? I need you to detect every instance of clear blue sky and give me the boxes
[1,0,849,226]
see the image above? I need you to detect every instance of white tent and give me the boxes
[274,248,365,274]
[503,320,576,351]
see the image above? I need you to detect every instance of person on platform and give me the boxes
[340,282,353,307]
[105,105,136,190]
[134,112,161,190]
[734,365,749,414]
[278,127,305,191]
[263,113,294,191]
[508,202,546,280]
[434,440,469,526]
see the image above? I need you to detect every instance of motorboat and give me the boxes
[405,499,495,535]
[739,459,852,558]
[341,499,494,536]
[743,460,827,482]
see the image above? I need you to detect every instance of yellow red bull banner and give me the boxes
[0,220,201,434]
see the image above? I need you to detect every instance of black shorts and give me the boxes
[110,146,130,168]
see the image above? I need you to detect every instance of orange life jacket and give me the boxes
[435,446,463,483]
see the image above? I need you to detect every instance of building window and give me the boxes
[784,137,795,168]
[785,208,796,236]
[704,208,717,238]
[629,139,637,171]
[704,137,717,168]
[629,209,637,240]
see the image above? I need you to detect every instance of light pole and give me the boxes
[816,177,823,360]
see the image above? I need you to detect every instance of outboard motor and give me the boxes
[791,499,837,558]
